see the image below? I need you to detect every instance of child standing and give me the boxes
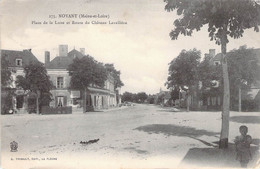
[234,125,252,168]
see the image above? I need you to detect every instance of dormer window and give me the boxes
[16,59,22,66]
[214,61,220,66]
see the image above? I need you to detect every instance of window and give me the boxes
[57,77,64,88]
[214,61,220,66]
[16,59,22,66]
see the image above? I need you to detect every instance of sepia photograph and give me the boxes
[1,0,260,168]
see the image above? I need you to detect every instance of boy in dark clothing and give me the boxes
[234,125,252,168]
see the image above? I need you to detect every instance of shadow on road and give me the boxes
[230,116,260,124]
[135,124,219,137]
[135,124,219,147]
[179,143,259,168]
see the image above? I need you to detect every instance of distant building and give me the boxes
[199,49,222,110]
[199,48,260,111]
[45,45,117,110]
[1,49,40,113]
[155,88,172,106]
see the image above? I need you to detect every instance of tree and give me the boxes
[1,54,12,87]
[166,49,201,111]
[164,0,260,148]
[137,92,148,103]
[15,62,53,114]
[155,92,165,105]
[68,56,107,113]
[147,94,156,104]
[1,54,14,114]
[122,92,134,102]
[105,64,124,89]
[227,46,260,111]
[170,87,180,102]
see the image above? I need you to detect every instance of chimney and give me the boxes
[80,48,85,55]
[45,51,50,64]
[59,45,68,56]
[209,49,215,58]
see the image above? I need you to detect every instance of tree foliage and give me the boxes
[15,62,53,108]
[166,49,201,89]
[121,91,148,103]
[171,87,180,101]
[164,0,260,45]
[68,56,107,89]
[1,54,12,87]
[227,46,260,108]
[137,92,148,103]
[122,92,134,102]
[105,63,124,89]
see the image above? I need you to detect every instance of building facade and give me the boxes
[1,49,40,113]
[45,45,117,111]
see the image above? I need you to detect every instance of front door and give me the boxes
[16,95,24,109]
[57,96,64,107]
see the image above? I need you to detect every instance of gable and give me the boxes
[46,49,85,69]
[1,49,39,68]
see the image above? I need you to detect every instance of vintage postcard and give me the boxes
[1,0,260,169]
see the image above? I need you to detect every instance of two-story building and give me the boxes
[1,49,40,113]
[45,45,117,111]
[202,49,222,110]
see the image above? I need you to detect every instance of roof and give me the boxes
[210,53,222,62]
[45,49,84,69]
[252,48,260,65]
[1,49,39,67]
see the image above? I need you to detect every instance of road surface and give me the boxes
[1,104,260,168]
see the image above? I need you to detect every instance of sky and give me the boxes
[1,0,260,94]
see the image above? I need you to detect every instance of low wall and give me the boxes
[41,106,72,115]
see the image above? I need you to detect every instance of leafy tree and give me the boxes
[1,54,14,114]
[132,93,138,103]
[15,62,53,114]
[227,46,260,110]
[147,94,156,104]
[155,92,165,105]
[1,54,12,87]
[137,92,148,103]
[171,87,180,102]
[164,0,260,148]
[68,56,107,113]
[122,92,134,102]
[166,49,201,111]
[105,64,124,89]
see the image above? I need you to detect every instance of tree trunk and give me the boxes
[36,95,39,114]
[187,91,190,112]
[219,32,230,149]
[83,88,87,113]
[238,86,241,112]
[179,89,181,108]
